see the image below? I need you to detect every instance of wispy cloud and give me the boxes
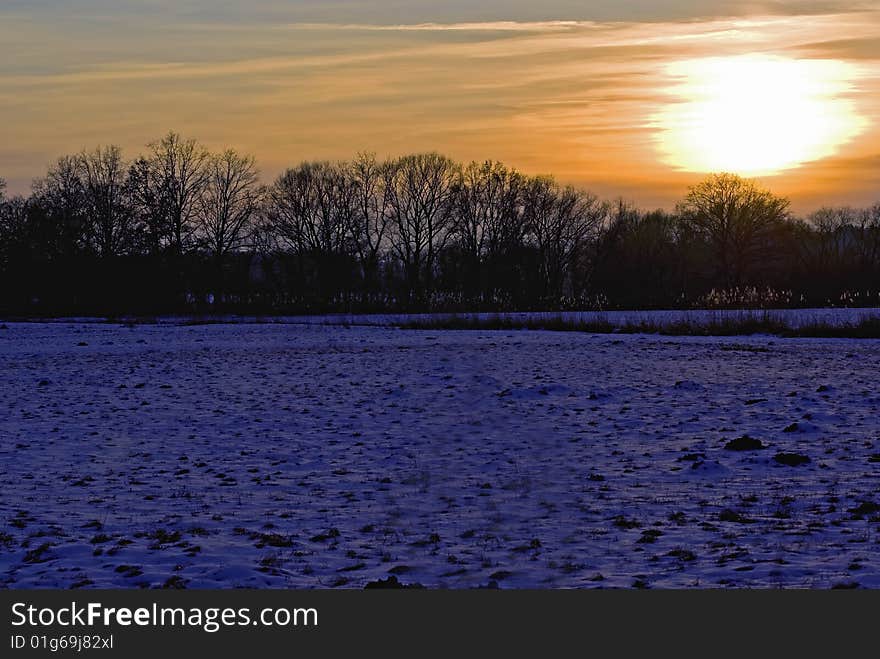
[281,21,590,32]
[1,9,878,210]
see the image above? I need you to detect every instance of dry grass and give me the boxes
[397,313,880,338]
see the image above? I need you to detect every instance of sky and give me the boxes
[1,1,879,212]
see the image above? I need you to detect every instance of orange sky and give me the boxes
[1,5,878,212]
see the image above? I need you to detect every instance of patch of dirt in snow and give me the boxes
[1,323,879,589]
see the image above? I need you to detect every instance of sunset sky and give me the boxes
[2,1,878,212]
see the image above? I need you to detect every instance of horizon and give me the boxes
[2,2,879,213]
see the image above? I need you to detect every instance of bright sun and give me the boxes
[654,55,867,176]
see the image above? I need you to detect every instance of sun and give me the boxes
[653,54,867,176]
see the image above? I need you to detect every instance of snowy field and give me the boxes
[1,321,880,589]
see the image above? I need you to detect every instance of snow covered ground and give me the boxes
[1,321,879,589]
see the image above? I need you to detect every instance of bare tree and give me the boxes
[523,176,608,301]
[854,204,880,276]
[126,156,172,255]
[455,160,526,263]
[677,173,790,286]
[350,152,391,299]
[197,149,261,259]
[804,207,857,275]
[269,161,355,255]
[0,180,15,265]
[0,195,29,272]
[385,153,459,304]
[31,156,89,256]
[267,161,358,304]
[249,209,279,256]
[0,178,8,258]
[147,131,209,254]
[595,201,683,304]
[79,146,133,258]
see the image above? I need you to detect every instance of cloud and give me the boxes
[0,8,878,209]
[789,37,880,61]
[4,0,875,24]
[282,21,589,32]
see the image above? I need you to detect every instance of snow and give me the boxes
[1,320,879,589]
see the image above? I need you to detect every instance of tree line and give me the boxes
[1,131,879,315]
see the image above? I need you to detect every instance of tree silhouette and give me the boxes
[596,202,682,307]
[79,145,133,258]
[385,153,459,306]
[147,131,209,255]
[453,161,526,301]
[0,185,25,280]
[197,149,261,260]
[854,204,880,283]
[31,156,89,257]
[127,156,173,256]
[524,176,608,302]
[269,161,354,255]
[677,173,790,287]
[2,134,880,315]
[268,161,358,305]
[350,152,391,304]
